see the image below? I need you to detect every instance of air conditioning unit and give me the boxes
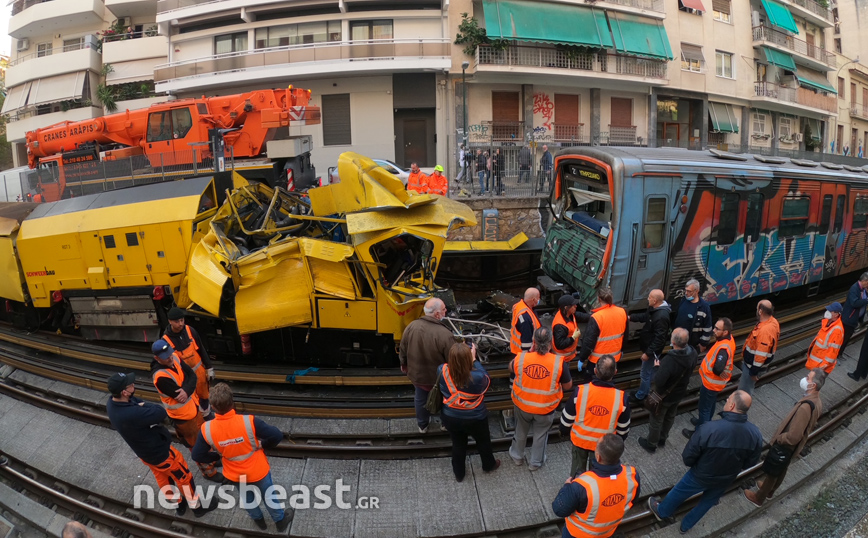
[795,133,804,142]
[16,38,29,52]
[115,16,131,27]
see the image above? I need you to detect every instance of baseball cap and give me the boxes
[151,338,174,360]
[167,307,185,320]
[434,165,444,172]
[826,302,843,313]
[558,295,578,308]
[107,372,136,394]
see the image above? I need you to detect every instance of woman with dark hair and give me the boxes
[438,342,501,481]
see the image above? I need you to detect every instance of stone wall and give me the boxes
[447,196,550,241]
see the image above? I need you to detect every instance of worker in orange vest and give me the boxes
[151,339,221,481]
[683,317,735,439]
[805,302,845,374]
[428,165,449,196]
[553,295,582,362]
[509,327,573,470]
[511,288,541,355]
[192,383,290,531]
[407,162,429,194]
[164,307,215,418]
[739,299,780,395]
[560,354,631,475]
[553,434,640,538]
[575,287,628,378]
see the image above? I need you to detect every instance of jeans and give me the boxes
[647,399,679,445]
[508,406,555,467]
[414,385,431,429]
[519,167,530,183]
[570,445,594,477]
[738,362,758,395]
[478,171,486,194]
[635,357,655,399]
[696,385,719,426]
[441,413,496,480]
[241,472,286,523]
[840,323,856,359]
[657,469,728,531]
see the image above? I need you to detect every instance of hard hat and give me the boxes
[434,165,444,172]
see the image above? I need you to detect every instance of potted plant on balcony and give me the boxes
[454,13,509,60]
[555,44,596,69]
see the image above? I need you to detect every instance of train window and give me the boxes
[853,198,868,229]
[147,111,173,142]
[104,235,116,249]
[834,195,846,233]
[819,195,833,235]
[642,197,667,250]
[745,193,764,242]
[779,198,810,237]
[716,193,739,245]
[125,232,139,247]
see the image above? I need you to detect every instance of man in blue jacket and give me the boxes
[647,390,762,533]
[672,279,713,352]
[841,273,868,358]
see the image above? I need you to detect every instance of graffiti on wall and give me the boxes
[533,93,554,131]
[467,123,490,142]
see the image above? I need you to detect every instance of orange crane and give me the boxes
[24,87,320,201]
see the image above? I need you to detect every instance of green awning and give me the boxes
[761,46,796,70]
[794,66,837,94]
[608,13,675,60]
[482,0,613,49]
[709,103,739,133]
[760,0,799,34]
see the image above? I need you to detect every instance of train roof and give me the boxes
[555,146,868,181]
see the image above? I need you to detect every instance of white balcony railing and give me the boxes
[154,38,450,82]
[603,0,665,13]
[786,0,832,23]
[475,44,668,80]
[752,25,836,67]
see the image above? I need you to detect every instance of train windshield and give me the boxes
[552,162,612,236]
[370,233,434,289]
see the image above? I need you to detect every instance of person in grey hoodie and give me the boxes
[638,328,697,452]
[629,289,671,402]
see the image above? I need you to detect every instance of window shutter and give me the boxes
[322,94,352,146]
[712,0,730,14]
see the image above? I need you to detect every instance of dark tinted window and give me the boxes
[126,232,139,246]
[819,195,833,234]
[745,193,764,242]
[779,198,810,237]
[104,235,116,248]
[717,193,739,245]
[834,195,846,233]
[853,198,868,229]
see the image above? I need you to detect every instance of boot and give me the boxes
[743,488,764,508]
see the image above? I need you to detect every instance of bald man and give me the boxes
[739,300,780,395]
[629,289,671,403]
[511,288,541,355]
[62,522,93,538]
[400,298,460,433]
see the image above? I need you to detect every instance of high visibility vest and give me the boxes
[570,383,625,451]
[743,317,780,369]
[511,351,564,415]
[589,304,627,363]
[510,300,541,354]
[153,356,200,420]
[407,171,429,194]
[565,465,638,538]
[806,317,844,373]
[428,173,448,196]
[201,409,270,483]
[442,365,488,410]
[166,326,203,372]
[699,335,735,391]
[553,310,579,361]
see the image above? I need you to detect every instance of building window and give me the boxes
[254,21,341,48]
[63,37,84,52]
[36,42,52,57]
[716,51,733,78]
[780,197,811,237]
[779,117,792,139]
[681,43,704,72]
[753,113,766,134]
[712,0,731,22]
[215,32,248,55]
[838,77,846,98]
[350,20,393,41]
[322,94,351,146]
[835,38,842,53]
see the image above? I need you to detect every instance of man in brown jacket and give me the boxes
[743,368,825,506]
[399,298,458,433]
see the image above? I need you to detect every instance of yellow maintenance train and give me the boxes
[0,153,476,366]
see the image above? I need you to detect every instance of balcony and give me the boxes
[594,0,665,17]
[754,81,836,114]
[6,44,101,88]
[106,0,159,18]
[752,25,835,71]
[154,38,450,92]
[608,125,638,145]
[480,121,525,142]
[784,0,833,28]
[475,44,668,84]
[9,0,105,39]
[852,104,868,121]
[553,123,586,143]
[6,106,102,142]
[103,35,168,84]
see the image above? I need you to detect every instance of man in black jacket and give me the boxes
[638,328,696,453]
[630,289,671,402]
[648,390,762,533]
[106,372,215,517]
[842,273,868,359]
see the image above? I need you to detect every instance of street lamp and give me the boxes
[462,60,469,182]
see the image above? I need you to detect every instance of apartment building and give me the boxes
[831,0,868,157]
[0,0,852,173]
